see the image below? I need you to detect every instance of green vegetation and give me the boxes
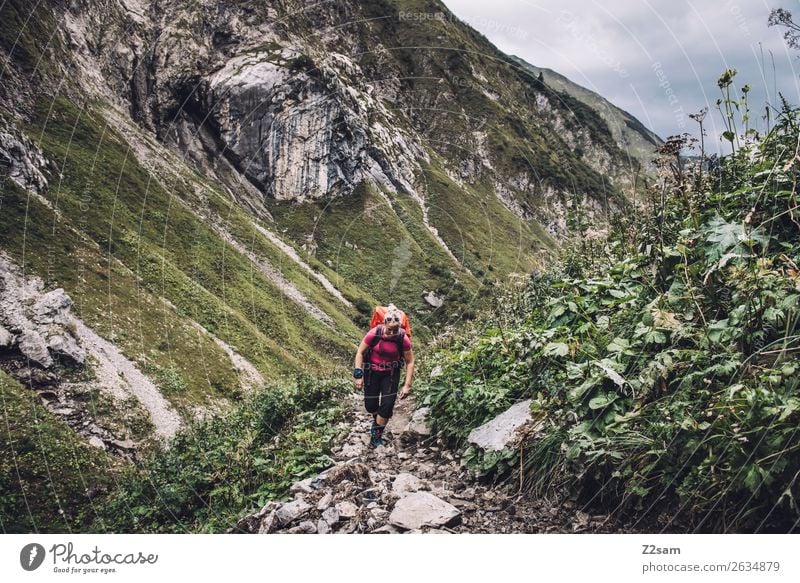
[421,162,555,275]
[416,88,800,532]
[1,369,350,533]
[0,371,118,533]
[95,376,350,533]
[267,180,481,334]
[0,0,62,77]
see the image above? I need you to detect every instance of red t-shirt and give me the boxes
[363,326,412,371]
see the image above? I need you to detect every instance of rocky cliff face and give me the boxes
[200,50,423,201]
[4,0,650,224]
[511,56,662,173]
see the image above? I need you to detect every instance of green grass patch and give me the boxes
[0,371,118,533]
[95,376,351,533]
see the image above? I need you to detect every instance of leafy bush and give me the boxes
[416,92,800,532]
[95,376,350,533]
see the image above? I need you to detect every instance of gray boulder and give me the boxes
[88,436,106,450]
[275,499,312,526]
[290,477,315,495]
[404,407,431,437]
[467,399,533,451]
[18,329,53,367]
[287,520,317,534]
[424,291,444,308]
[392,473,424,496]
[47,334,86,365]
[316,492,333,511]
[258,511,279,534]
[389,492,461,530]
[32,289,73,325]
[322,507,340,525]
[372,524,402,534]
[335,500,358,519]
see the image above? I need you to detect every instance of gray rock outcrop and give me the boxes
[0,127,49,193]
[0,256,85,368]
[0,253,181,453]
[467,399,533,451]
[403,407,432,437]
[202,50,422,203]
[424,291,445,308]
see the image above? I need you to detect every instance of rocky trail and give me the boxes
[235,394,629,534]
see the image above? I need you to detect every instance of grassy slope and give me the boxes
[1,96,370,415]
[266,181,466,335]
[0,370,118,533]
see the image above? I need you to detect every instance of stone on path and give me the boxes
[335,500,358,519]
[287,520,316,534]
[322,507,340,525]
[404,406,431,437]
[392,472,423,496]
[276,500,311,526]
[389,492,461,530]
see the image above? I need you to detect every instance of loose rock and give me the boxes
[392,473,423,496]
[335,501,358,519]
[276,500,312,526]
[389,492,461,530]
[467,399,533,451]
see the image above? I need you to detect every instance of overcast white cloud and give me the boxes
[441,0,800,153]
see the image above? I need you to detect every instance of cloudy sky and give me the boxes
[441,0,800,152]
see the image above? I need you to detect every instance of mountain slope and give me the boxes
[510,55,663,171]
[1,0,653,448]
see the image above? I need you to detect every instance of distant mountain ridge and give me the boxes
[510,55,663,170]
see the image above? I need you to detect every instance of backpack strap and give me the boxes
[394,328,406,354]
[369,325,384,350]
[363,325,383,369]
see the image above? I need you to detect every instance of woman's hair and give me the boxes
[384,307,402,324]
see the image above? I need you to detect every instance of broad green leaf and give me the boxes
[589,392,617,410]
[595,360,626,388]
[607,337,631,354]
[543,342,569,357]
[707,319,730,344]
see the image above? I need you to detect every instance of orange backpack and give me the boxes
[370,306,411,338]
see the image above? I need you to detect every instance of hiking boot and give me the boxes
[370,424,385,448]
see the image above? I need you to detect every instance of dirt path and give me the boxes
[237,394,627,534]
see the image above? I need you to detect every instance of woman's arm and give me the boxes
[400,348,414,399]
[354,340,369,389]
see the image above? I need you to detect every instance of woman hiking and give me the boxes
[353,306,414,448]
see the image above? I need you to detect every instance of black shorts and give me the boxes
[363,367,401,419]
